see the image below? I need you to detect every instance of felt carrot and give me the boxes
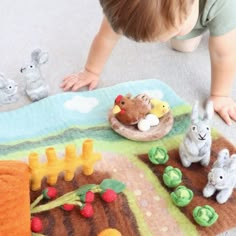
[0,161,31,236]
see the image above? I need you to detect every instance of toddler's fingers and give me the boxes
[218,109,232,126]
[229,107,236,122]
[88,80,98,90]
[71,80,89,91]
[62,74,79,82]
[60,80,67,88]
[61,75,80,89]
[62,80,78,91]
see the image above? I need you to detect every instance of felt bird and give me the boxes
[112,94,151,125]
[150,99,170,118]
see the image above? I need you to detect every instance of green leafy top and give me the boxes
[99,179,126,193]
[193,205,218,227]
[171,186,193,207]
[148,146,169,165]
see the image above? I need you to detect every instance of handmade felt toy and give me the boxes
[179,101,214,168]
[212,148,233,168]
[0,73,18,104]
[109,93,174,141]
[137,113,159,132]
[171,186,193,207]
[150,98,170,118]
[112,93,152,125]
[163,166,182,188]
[148,146,169,164]
[0,161,31,235]
[98,228,122,236]
[20,49,49,101]
[193,205,218,227]
[203,149,236,204]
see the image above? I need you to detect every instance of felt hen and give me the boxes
[112,94,152,125]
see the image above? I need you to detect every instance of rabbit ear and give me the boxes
[228,155,236,171]
[218,148,230,159]
[203,101,214,121]
[216,149,230,167]
[31,49,48,65]
[38,51,49,64]
[0,73,6,88]
[0,73,5,79]
[31,49,42,64]
[191,101,199,123]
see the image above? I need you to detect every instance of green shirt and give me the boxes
[176,0,236,40]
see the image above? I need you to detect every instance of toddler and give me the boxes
[61,0,236,125]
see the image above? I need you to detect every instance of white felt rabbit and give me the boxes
[0,73,18,104]
[20,49,49,102]
[203,149,236,204]
[179,101,214,167]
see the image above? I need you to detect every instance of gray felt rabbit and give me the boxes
[203,149,236,204]
[20,49,49,102]
[0,73,19,104]
[179,101,214,167]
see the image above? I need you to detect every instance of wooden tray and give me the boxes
[108,110,174,141]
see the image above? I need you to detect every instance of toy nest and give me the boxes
[108,109,174,141]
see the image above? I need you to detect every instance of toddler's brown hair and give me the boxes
[99,0,195,42]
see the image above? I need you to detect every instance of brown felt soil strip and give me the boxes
[138,136,236,236]
[30,171,140,236]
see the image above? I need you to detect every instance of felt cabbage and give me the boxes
[193,205,218,227]
[163,166,182,188]
[171,186,193,207]
[148,146,169,165]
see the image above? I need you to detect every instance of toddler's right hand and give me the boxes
[60,69,99,91]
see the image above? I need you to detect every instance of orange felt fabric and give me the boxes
[0,161,31,236]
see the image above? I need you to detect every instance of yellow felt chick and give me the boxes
[150,99,170,118]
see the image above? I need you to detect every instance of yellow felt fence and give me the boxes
[28,139,101,191]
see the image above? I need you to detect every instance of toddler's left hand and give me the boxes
[209,96,236,125]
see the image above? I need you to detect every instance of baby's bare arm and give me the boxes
[61,17,121,91]
[85,16,121,76]
[209,28,236,125]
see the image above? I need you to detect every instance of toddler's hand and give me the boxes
[60,69,99,91]
[209,96,236,125]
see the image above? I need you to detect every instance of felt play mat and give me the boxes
[0,79,236,236]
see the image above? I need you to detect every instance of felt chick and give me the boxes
[150,99,170,118]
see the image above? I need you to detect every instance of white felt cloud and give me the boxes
[64,95,99,113]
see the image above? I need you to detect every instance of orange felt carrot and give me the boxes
[0,161,31,236]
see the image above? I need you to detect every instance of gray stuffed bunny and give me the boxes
[203,149,236,204]
[20,49,49,102]
[0,73,18,104]
[179,101,214,167]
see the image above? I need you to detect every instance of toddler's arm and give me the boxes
[61,17,121,91]
[209,29,236,125]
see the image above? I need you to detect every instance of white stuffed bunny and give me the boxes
[213,148,231,168]
[20,49,49,102]
[203,149,236,204]
[0,73,18,104]
[179,101,214,167]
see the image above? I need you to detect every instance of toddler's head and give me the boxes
[99,0,198,42]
